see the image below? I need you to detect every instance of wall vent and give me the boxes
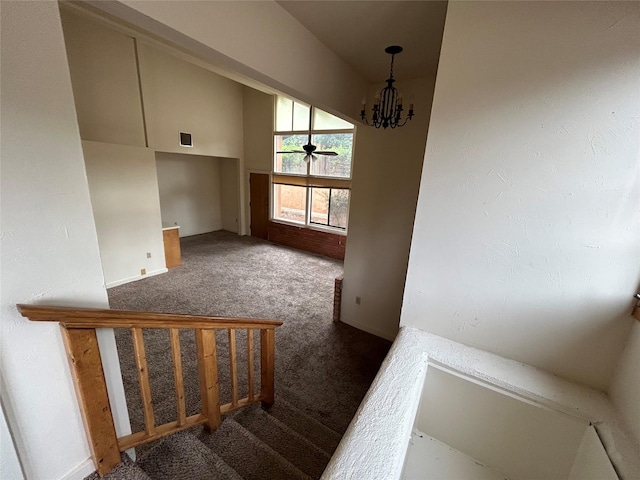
[179,132,193,147]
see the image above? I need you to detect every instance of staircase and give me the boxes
[87,395,342,480]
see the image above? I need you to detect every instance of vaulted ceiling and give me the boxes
[277,1,448,83]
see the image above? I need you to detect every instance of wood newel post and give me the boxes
[59,325,120,476]
[195,329,221,431]
[260,328,275,407]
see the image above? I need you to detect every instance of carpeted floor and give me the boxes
[104,231,391,478]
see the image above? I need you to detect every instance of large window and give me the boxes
[272,97,354,232]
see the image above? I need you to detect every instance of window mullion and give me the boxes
[306,185,312,226]
[327,188,332,228]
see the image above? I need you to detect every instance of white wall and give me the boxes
[220,158,240,233]
[416,367,588,480]
[401,1,640,390]
[60,5,145,147]
[0,403,23,479]
[83,141,167,287]
[610,321,640,447]
[91,0,367,122]
[0,3,128,478]
[156,152,223,237]
[138,41,244,158]
[341,77,436,340]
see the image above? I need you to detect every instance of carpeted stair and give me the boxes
[94,395,343,480]
[88,232,391,480]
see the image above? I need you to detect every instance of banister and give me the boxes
[17,304,283,329]
[18,303,281,477]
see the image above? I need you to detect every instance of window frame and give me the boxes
[271,97,355,235]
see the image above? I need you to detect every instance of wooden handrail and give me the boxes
[17,304,282,329]
[19,304,282,477]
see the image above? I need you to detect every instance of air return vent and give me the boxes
[179,132,192,147]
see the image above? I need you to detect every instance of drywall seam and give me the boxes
[105,268,168,289]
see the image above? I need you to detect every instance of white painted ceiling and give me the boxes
[277,1,448,83]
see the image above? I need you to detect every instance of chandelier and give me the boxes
[361,46,414,129]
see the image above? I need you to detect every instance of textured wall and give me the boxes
[401,1,640,390]
[0,3,129,478]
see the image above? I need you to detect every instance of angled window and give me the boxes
[272,96,354,232]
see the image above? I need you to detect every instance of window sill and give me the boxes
[271,219,347,236]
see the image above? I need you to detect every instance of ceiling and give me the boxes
[277,1,448,83]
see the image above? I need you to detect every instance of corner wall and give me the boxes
[155,152,223,237]
[401,1,640,390]
[242,86,274,236]
[83,141,166,287]
[0,3,129,478]
[341,77,437,340]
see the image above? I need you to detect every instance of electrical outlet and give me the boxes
[141,268,146,275]
[356,296,361,305]
[147,252,152,259]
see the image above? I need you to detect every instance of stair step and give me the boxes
[137,429,243,480]
[267,396,342,456]
[84,453,151,480]
[233,404,331,478]
[198,418,313,480]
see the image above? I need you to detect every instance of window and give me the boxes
[272,97,354,232]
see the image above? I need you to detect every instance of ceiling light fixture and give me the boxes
[361,46,414,129]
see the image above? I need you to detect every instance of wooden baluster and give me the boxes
[247,329,255,400]
[132,328,156,436]
[59,326,120,475]
[260,328,275,407]
[229,329,239,407]
[169,328,186,427]
[195,329,221,431]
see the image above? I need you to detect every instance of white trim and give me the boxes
[60,458,94,480]
[339,317,397,341]
[105,268,168,288]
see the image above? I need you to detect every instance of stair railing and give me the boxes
[17,304,282,476]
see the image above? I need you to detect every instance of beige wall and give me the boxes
[93,1,367,121]
[401,1,640,390]
[220,158,240,233]
[138,41,244,159]
[60,6,145,147]
[155,152,223,237]
[341,77,437,340]
[83,141,166,287]
[242,86,274,235]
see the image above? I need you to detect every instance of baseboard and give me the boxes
[339,317,398,341]
[106,268,168,288]
[60,457,94,480]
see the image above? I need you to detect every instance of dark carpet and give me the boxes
[99,231,391,479]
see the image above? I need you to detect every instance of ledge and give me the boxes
[321,327,640,480]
